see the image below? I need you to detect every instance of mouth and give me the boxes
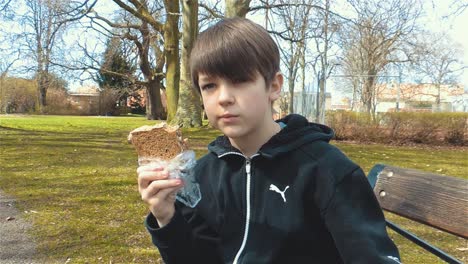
[219,113,239,122]
[220,113,237,118]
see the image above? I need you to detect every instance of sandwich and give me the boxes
[127,123,188,161]
[128,123,201,207]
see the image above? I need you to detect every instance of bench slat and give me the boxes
[368,164,468,239]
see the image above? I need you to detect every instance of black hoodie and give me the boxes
[145,114,400,264]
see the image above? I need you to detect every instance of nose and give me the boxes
[217,84,234,106]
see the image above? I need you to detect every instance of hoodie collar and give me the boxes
[207,114,334,159]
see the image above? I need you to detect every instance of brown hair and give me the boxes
[190,17,280,92]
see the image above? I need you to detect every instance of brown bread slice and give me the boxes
[128,123,187,160]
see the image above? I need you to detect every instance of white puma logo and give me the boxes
[269,184,290,203]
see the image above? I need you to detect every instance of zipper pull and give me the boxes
[245,159,251,174]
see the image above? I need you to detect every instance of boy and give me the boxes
[137,17,401,264]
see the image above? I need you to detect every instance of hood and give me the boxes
[207,114,334,158]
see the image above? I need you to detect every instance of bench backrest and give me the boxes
[368,164,468,239]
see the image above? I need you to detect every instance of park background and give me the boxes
[0,0,467,263]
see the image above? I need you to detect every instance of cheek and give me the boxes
[243,92,270,112]
[202,98,216,119]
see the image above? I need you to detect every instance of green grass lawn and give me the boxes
[0,115,466,263]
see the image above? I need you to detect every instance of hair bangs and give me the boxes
[191,34,258,91]
[190,18,280,93]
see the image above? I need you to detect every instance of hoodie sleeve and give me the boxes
[319,167,401,264]
[145,203,222,264]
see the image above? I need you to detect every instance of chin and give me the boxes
[220,127,246,139]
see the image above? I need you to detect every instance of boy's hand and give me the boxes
[137,165,184,227]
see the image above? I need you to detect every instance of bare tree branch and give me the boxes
[112,0,164,32]
[199,2,224,19]
[0,0,12,12]
[86,12,140,30]
[445,0,467,18]
[252,1,353,24]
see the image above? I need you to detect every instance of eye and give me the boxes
[201,83,216,91]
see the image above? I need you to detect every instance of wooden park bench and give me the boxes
[367,164,468,264]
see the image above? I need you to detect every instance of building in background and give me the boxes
[375,83,465,112]
[332,83,466,113]
[68,85,101,115]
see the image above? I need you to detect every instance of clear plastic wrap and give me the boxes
[138,150,201,208]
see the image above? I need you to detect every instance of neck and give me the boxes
[229,119,281,158]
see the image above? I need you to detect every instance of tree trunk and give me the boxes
[362,73,376,120]
[164,0,180,122]
[37,69,48,112]
[36,40,46,112]
[146,78,166,120]
[435,83,441,112]
[38,83,47,111]
[317,76,325,124]
[225,0,251,18]
[351,78,358,111]
[288,65,295,115]
[300,45,306,117]
[287,40,299,115]
[363,78,373,113]
[134,20,166,120]
[173,0,202,127]
[317,0,329,124]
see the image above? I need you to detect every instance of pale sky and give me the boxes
[2,0,467,93]
[245,0,468,101]
[421,0,467,89]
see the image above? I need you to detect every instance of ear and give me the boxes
[268,72,283,102]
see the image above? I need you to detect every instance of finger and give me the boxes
[148,185,184,204]
[137,165,164,174]
[141,179,182,201]
[160,186,181,200]
[138,170,170,190]
[138,169,169,181]
[167,187,182,200]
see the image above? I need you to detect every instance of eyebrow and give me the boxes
[198,75,214,83]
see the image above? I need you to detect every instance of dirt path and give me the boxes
[0,190,37,264]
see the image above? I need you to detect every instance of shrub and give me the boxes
[326,111,468,146]
[0,77,36,113]
[327,111,386,142]
[43,88,75,115]
[444,113,468,145]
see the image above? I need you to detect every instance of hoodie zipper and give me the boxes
[217,152,258,264]
[233,155,259,264]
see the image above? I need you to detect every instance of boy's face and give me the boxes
[198,72,282,140]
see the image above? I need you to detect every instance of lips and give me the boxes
[219,113,239,122]
[220,113,237,118]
